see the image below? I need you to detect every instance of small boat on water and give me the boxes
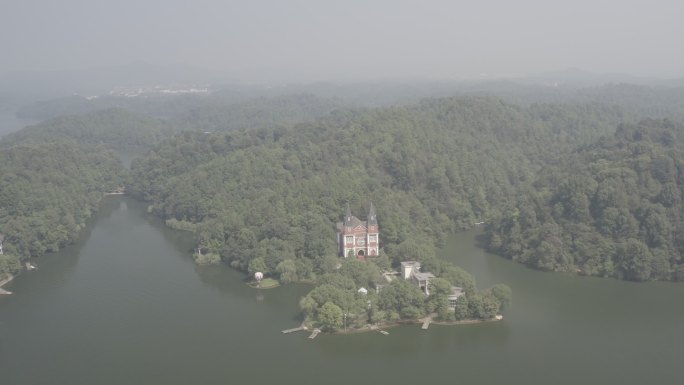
[26,262,37,270]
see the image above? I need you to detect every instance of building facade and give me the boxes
[337,203,379,259]
[401,261,435,295]
[448,287,465,309]
[402,260,463,302]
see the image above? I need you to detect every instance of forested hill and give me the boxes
[129,96,628,275]
[0,142,126,276]
[486,119,684,281]
[573,84,684,121]
[16,92,347,129]
[15,81,684,125]
[4,92,681,285]
[0,108,170,151]
[168,94,348,133]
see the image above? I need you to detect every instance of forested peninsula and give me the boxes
[487,118,684,281]
[127,93,684,287]
[0,142,125,275]
[0,108,166,277]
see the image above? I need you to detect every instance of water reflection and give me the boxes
[3,199,684,385]
[3,197,124,294]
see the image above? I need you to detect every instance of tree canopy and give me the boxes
[486,119,684,281]
[0,141,126,276]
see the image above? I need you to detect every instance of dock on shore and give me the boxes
[421,319,431,330]
[0,274,14,295]
[282,326,308,334]
[308,328,321,339]
[369,325,389,335]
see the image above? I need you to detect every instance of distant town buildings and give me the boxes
[109,85,210,97]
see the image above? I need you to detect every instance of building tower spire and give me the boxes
[367,202,377,226]
[345,202,353,225]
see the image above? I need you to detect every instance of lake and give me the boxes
[0,110,40,138]
[1,196,683,384]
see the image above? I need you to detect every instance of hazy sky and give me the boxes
[3,0,684,81]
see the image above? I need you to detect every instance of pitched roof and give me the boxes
[343,203,367,227]
[341,202,380,229]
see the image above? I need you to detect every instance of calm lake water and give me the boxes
[1,196,683,385]
[0,110,39,138]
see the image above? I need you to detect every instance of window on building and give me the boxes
[346,236,353,244]
[369,235,377,243]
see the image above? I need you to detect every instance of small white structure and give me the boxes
[358,287,368,295]
[254,272,264,282]
[400,261,421,280]
[447,287,465,310]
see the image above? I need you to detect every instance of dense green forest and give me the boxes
[486,118,684,281]
[128,96,644,325]
[0,142,126,276]
[129,96,629,259]
[169,94,347,133]
[1,108,171,151]
[16,92,347,131]
[5,81,684,325]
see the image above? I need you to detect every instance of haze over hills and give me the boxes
[0,62,232,100]
[3,1,684,383]
[3,61,684,102]
[517,68,684,88]
[7,67,684,128]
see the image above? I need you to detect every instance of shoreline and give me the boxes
[328,316,503,335]
[0,274,15,295]
[246,281,281,290]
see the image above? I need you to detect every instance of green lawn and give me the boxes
[249,277,280,289]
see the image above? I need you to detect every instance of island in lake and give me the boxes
[249,204,511,334]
